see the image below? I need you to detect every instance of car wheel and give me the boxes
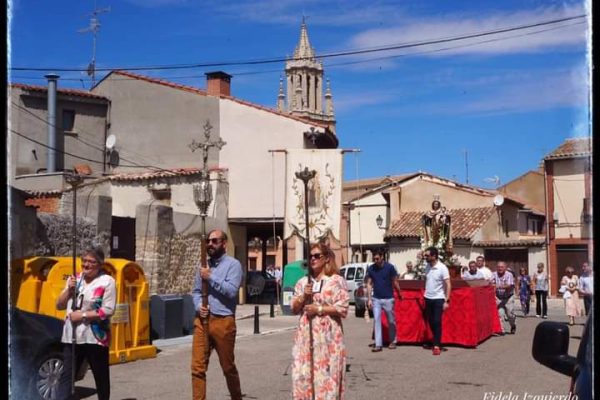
[30,350,64,400]
[355,306,365,318]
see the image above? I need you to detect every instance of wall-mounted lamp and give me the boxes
[376,214,387,229]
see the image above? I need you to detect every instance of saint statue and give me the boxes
[421,198,453,256]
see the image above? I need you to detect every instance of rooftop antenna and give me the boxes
[463,149,469,184]
[484,175,501,188]
[79,0,110,88]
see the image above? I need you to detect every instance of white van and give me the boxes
[339,263,370,304]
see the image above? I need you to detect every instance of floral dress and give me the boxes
[518,275,532,316]
[292,274,349,400]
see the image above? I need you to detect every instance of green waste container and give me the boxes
[281,260,308,315]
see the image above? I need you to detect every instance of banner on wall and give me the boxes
[284,149,343,243]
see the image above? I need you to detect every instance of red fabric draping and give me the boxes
[380,285,502,347]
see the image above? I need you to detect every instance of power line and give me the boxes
[10,14,586,73]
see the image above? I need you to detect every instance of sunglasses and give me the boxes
[206,238,223,244]
[310,253,324,260]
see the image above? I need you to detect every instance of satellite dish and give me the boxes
[493,194,505,207]
[105,134,116,150]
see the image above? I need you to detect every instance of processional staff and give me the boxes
[189,120,226,364]
[295,166,317,400]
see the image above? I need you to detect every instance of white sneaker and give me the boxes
[535,314,541,318]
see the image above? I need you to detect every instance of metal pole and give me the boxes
[295,167,316,400]
[65,172,83,397]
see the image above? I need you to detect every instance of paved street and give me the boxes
[78,300,584,400]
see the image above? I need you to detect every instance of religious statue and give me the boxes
[421,197,453,256]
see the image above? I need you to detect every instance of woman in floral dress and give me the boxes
[561,266,582,325]
[516,267,533,317]
[291,242,349,400]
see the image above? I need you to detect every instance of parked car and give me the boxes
[10,307,88,400]
[339,262,369,304]
[246,270,278,304]
[531,308,592,400]
[353,283,374,318]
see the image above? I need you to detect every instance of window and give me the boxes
[346,267,356,280]
[528,218,542,235]
[62,109,75,132]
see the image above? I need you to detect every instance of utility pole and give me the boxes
[79,0,110,88]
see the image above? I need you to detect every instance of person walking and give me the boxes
[516,267,533,317]
[560,266,582,326]
[532,262,549,318]
[491,261,516,335]
[366,249,402,352]
[291,242,349,400]
[579,262,593,316]
[191,229,243,400]
[56,247,117,400]
[423,247,451,356]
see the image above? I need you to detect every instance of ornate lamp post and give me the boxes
[189,120,226,365]
[294,166,316,400]
[64,171,83,396]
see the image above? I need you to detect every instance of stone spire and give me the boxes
[293,17,316,60]
[281,18,336,131]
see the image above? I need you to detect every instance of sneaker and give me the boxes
[535,314,541,318]
[371,346,382,352]
[432,346,441,356]
[542,315,548,319]
[388,343,397,350]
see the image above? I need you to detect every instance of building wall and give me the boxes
[93,75,221,173]
[9,88,108,181]
[552,158,588,239]
[500,171,545,212]
[397,178,492,211]
[527,247,547,276]
[219,98,313,219]
[348,191,387,246]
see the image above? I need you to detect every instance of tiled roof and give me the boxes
[342,173,418,203]
[107,70,331,130]
[108,167,206,182]
[10,83,110,101]
[473,238,546,247]
[385,207,496,240]
[544,137,592,160]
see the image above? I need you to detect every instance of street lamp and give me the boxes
[376,214,387,229]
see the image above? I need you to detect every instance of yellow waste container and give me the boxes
[11,255,156,365]
[12,256,63,313]
[105,258,157,364]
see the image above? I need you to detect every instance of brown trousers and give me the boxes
[191,315,242,400]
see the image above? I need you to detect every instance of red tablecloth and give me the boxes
[381,285,502,347]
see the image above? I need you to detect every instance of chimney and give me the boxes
[205,71,232,97]
[45,73,59,173]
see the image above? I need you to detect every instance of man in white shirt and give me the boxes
[423,246,451,356]
[476,255,493,280]
[463,260,485,280]
[579,262,593,316]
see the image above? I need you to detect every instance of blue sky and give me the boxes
[7,0,591,187]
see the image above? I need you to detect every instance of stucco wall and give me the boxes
[9,88,108,180]
[93,75,220,173]
[349,192,387,246]
[500,171,545,212]
[552,158,587,239]
[219,98,314,219]
[397,178,492,211]
[528,247,547,276]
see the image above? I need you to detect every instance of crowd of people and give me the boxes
[54,237,591,400]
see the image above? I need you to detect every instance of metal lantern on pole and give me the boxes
[189,120,226,368]
[295,166,316,400]
[65,170,83,396]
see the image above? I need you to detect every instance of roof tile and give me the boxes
[544,137,592,160]
[10,83,109,101]
[385,207,496,240]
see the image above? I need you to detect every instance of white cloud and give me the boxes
[347,4,589,58]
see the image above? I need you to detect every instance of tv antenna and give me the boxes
[79,0,110,88]
[484,175,501,188]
